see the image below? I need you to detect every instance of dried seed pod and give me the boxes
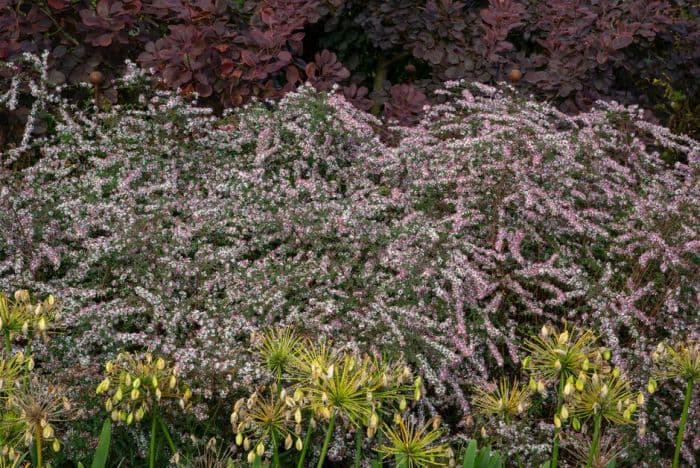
[508,68,523,83]
[89,71,104,86]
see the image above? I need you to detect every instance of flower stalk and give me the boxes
[586,413,602,468]
[316,409,337,468]
[672,378,694,468]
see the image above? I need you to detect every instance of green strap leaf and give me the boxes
[91,418,112,468]
[462,439,477,468]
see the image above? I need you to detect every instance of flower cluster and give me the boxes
[231,386,304,463]
[3,377,70,458]
[232,329,418,465]
[95,352,192,425]
[651,339,700,383]
[0,290,59,351]
[472,379,532,422]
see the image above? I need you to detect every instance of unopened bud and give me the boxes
[564,382,574,396]
[560,405,569,421]
[647,378,657,394]
[557,330,569,345]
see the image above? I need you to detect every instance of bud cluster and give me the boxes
[568,368,641,427]
[471,378,532,421]
[522,324,607,390]
[95,352,192,425]
[651,339,700,383]
[0,351,34,396]
[231,329,421,464]
[231,385,305,464]
[5,377,71,455]
[0,290,59,347]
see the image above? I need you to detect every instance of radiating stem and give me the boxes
[672,378,694,468]
[4,331,11,356]
[316,410,337,468]
[353,427,363,468]
[149,411,158,468]
[158,416,177,454]
[296,417,314,468]
[586,413,602,468]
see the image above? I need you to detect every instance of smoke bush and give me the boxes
[0,59,698,463]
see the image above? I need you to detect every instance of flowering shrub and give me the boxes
[0,58,699,464]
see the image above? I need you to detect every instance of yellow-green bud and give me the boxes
[572,417,581,431]
[560,405,569,421]
[528,377,537,391]
[647,378,657,394]
[563,382,574,396]
[42,424,54,439]
[558,330,569,345]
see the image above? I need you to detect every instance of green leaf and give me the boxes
[606,459,617,468]
[462,440,477,468]
[91,418,112,468]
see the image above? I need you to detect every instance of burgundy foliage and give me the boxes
[0,1,698,128]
